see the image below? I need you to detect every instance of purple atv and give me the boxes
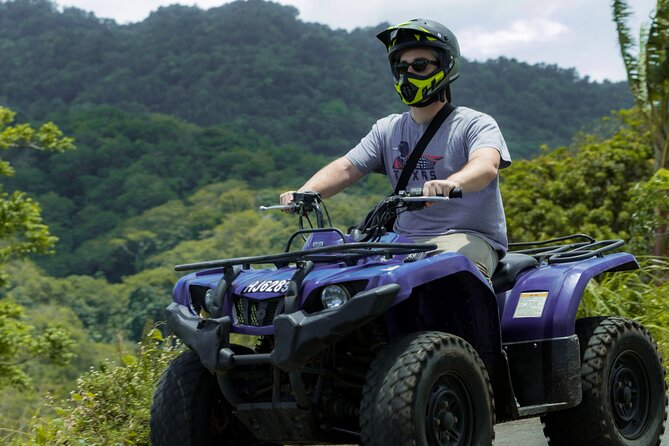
[150,191,667,446]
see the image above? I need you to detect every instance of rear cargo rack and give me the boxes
[509,234,625,264]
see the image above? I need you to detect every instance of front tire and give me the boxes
[360,331,494,446]
[150,349,259,446]
[542,317,668,446]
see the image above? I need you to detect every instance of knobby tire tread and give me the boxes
[542,317,668,446]
[360,331,495,446]
[150,350,208,446]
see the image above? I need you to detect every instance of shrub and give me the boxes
[579,256,669,373]
[21,329,179,446]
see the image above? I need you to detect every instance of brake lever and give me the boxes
[259,204,295,211]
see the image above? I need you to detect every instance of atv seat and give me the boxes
[491,253,539,293]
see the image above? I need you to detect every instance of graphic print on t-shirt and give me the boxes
[391,141,443,181]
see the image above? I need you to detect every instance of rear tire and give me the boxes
[360,331,494,446]
[542,317,668,446]
[150,349,261,446]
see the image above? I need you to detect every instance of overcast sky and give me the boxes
[56,0,657,82]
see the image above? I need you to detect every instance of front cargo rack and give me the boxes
[174,242,437,271]
[509,234,625,264]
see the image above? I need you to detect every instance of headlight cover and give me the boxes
[204,288,216,313]
[321,284,351,309]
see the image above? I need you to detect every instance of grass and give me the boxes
[579,256,669,372]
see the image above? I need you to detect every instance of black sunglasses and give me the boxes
[393,58,439,75]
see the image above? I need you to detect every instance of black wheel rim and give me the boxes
[426,373,474,446]
[609,350,650,439]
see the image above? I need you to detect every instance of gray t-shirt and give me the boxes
[345,106,512,255]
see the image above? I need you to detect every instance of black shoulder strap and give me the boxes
[394,103,456,194]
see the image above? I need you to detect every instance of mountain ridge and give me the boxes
[0,0,632,157]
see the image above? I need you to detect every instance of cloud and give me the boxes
[459,18,569,58]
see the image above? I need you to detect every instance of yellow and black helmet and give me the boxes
[376,19,460,106]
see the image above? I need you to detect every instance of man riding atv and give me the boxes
[281,18,511,283]
[151,18,668,446]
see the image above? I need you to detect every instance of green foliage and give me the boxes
[0,299,74,390]
[0,302,116,442]
[0,0,630,158]
[0,106,74,284]
[502,110,655,245]
[613,0,669,255]
[118,268,181,342]
[458,57,632,157]
[628,168,669,253]
[578,257,669,369]
[2,105,332,281]
[0,106,76,396]
[0,107,74,153]
[2,262,128,342]
[0,0,637,279]
[613,0,669,168]
[0,3,663,442]
[21,330,179,446]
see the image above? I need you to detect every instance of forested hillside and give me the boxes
[0,0,630,158]
[0,0,635,281]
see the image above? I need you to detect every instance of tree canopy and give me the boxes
[0,106,73,281]
[0,0,631,157]
[613,0,669,255]
[0,106,74,395]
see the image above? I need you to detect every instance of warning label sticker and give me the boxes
[513,291,549,318]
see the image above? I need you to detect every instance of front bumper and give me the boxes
[165,283,400,373]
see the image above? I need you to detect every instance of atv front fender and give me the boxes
[272,283,400,370]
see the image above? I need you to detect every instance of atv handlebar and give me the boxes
[261,188,463,213]
[260,188,463,241]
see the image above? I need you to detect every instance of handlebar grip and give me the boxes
[405,186,462,198]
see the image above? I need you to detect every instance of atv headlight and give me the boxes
[204,288,214,313]
[321,285,350,309]
[203,287,226,318]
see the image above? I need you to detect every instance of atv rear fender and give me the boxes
[499,252,638,343]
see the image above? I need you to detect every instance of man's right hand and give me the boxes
[279,191,298,213]
[279,191,297,206]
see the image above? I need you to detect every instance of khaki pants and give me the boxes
[411,233,499,281]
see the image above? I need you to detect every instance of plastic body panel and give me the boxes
[500,252,638,342]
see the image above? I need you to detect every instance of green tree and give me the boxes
[501,110,655,245]
[0,106,75,390]
[0,106,74,283]
[0,299,74,389]
[613,0,669,254]
[628,168,669,253]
